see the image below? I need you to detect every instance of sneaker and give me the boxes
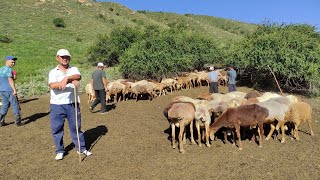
[89,106,94,113]
[101,111,107,114]
[77,150,92,156]
[55,153,64,160]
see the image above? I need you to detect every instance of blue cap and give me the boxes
[5,55,17,60]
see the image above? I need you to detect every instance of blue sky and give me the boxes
[98,0,319,30]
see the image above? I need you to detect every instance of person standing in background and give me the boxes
[90,62,108,114]
[0,55,22,127]
[227,64,237,92]
[48,49,92,160]
[208,66,221,93]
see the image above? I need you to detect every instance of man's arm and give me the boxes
[49,74,81,90]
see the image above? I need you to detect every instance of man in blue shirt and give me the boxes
[227,65,237,92]
[0,55,22,127]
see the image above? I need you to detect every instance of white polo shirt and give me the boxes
[48,65,81,105]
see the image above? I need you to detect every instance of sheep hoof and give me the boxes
[206,144,211,147]
[265,137,270,141]
[281,140,285,144]
[239,147,243,151]
[190,141,196,145]
[179,149,185,154]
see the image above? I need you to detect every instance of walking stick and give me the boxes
[267,66,284,96]
[74,85,82,163]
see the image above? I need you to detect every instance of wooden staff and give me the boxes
[74,85,82,163]
[267,66,284,96]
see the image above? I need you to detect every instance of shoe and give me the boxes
[101,111,107,114]
[55,153,64,160]
[77,150,92,156]
[15,122,23,127]
[89,106,94,113]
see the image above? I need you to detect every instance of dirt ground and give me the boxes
[0,86,319,179]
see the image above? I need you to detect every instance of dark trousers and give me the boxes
[228,84,236,92]
[91,89,107,113]
[209,82,218,93]
[50,103,86,154]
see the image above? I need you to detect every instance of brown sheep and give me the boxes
[208,104,269,150]
[282,102,314,142]
[244,90,262,99]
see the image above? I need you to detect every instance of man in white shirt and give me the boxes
[48,49,92,160]
[208,66,221,93]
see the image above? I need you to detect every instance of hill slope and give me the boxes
[0,0,257,95]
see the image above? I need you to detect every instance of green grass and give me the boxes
[0,0,257,96]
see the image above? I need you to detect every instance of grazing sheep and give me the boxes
[208,104,269,150]
[164,102,196,153]
[282,102,314,142]
[194,103,212,147]
[257,100,289,143]
[244,90,262,99]
[257,92,281,102]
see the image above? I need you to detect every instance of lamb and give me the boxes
[164,101,196,153]
[282,102,314,142]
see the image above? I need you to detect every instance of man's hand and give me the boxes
[59,77,68,90]
[72,80,80,87]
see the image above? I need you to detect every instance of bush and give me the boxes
[230,22,320,93]
[0,34,13,43]
[52,18,66,28]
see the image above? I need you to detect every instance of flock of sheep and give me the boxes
[85,70,227,103]
[84,70,314,154]
[164,90,314,153]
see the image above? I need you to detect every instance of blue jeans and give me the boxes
[50,103,86,154]
[228,84,237,92]
[0,91,20,116]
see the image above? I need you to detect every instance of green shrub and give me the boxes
[52,18,66,28]
[0,34,13,43]
[109,7,114,11]
[229,23,320,93]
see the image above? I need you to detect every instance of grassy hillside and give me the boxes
[0,0,257,96]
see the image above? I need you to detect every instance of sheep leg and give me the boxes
[195,121,201,147]
[307,119,314,136]
[235,125,243,150]
[294,123,300,141]
[190,120,196,145]
[258,123,264,147]
[171,124,176,149]
[179,124,185,153]
[205,122,210,147]
[266,123,276,140]
[279,122,286,143]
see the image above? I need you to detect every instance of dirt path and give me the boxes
[0,86,319,179]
